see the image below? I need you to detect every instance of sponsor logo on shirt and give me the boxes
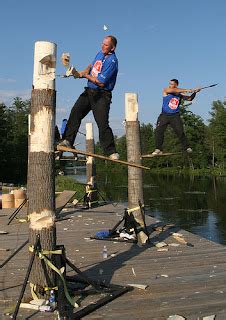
[91,60,102,78]
[168,97,179,110]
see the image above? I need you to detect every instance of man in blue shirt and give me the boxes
[59,35,119,159]
[60,119,67,137]
[152,79,201,155]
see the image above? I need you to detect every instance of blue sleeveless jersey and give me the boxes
[162,93,182,114]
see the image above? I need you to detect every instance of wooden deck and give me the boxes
[0,204,226,319]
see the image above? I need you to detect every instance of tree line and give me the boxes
[1,98,226,184]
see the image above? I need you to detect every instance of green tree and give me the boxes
[0,103,12,181]
[0,98,30,184]
[208,100,226,169]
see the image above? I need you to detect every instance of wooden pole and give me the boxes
[125,93,148,245]
[85,123,98,207]
[27,41,57,298]
[86,123,96,185]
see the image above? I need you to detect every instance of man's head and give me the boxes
[101,35,117,55]
[169,79,179,88]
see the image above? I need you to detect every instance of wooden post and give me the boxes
[27,41,57,298]
[85,123,98,207]
[125,93,148,245]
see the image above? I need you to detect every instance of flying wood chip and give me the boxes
[61,52,70,67]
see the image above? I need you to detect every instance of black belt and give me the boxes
[85,87,111,94]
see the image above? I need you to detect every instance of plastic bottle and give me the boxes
[49,290,56,309]
[102,245,108,259]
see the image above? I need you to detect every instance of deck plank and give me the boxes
[0,204,226,319]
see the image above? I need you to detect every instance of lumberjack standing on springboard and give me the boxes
[152,79,201,156]
[59,35,119,160]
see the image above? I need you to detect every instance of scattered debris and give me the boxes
[156,274,169,279]
[168,243,180,247]
[0,231,8,235]
[202,316,215,320]
[172,234,194,247]
[167,315,186,320]
[157,248,169,252]
[127,283,148,290]
[132,267,136,276]
[173,235,187,244]
[153,241,168,248]
[171,232,183,237]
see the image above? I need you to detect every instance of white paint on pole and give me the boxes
[28,114,31,136]
[86,122,94,165]
[86,123,94,140]
[30,108,55,153]
[33,41,57,90]
[125,93,138,121]
[86,157,93,164]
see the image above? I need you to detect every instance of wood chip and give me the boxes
[168,243,180,247]
[127,283,148,290]
[157,248,169,252]
[153,241,168,248]
[173,235,187,244]
[203,316,215,320]
[167,315,186,320]
[132,267,136,276]
[0,231,8,235]
[172,232,183,237]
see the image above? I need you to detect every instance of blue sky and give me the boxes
[0,0,226,142]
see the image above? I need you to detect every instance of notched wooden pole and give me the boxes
[27,41,57,297]
[125,93,148,246]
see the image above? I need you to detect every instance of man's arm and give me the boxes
[181,92,196,101]
[83,74,105,88]
[181,88,201,101]
[79,64,92,77]
[164,87,194,95]
[79,64,105,88]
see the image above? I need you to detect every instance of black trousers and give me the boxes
[63,87,116,155]
[155,113,189,150]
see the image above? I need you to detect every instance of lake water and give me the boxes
[71,168,226,246]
